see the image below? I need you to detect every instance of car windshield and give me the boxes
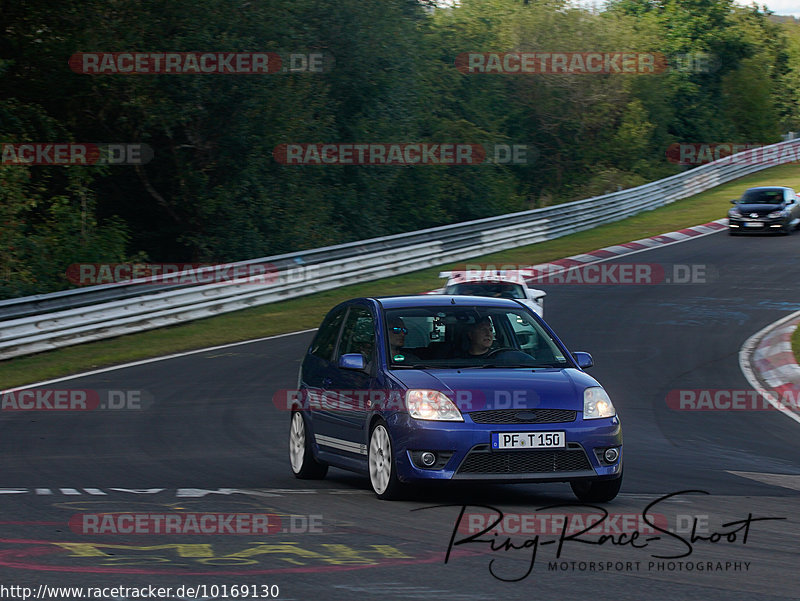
[445,282,526,299]
[384,306,570,369]
[740,189,785,204]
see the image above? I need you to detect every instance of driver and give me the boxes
[461,315,537,365]
[466,316,495,356]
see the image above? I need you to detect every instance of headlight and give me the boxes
[583,387,616,419]
[767,210,786,219]
[728,209,741,218]
[405,390,464,421]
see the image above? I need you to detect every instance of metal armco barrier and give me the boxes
[2,140,799,360]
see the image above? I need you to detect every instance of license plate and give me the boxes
[744,221,764,228]
[491,431,565,450]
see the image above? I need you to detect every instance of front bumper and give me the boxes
[728,216,788,232]
[387,412,622,483]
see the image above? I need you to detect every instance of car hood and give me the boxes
[389,367,600,411]
[734,203,783,215]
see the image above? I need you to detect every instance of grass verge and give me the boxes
[3,163,800,389]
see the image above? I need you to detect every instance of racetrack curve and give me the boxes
[1,229,800,600]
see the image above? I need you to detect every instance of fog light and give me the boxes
[420,451,437,466]
[604,447,619,463]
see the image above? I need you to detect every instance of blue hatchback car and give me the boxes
[288,295,622,501]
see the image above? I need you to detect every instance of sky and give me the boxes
[573,0,800,19]
[744,0,800,17]
[437,1,800,21]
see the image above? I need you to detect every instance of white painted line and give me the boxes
[1,328,318,392]
[739,310,800,426]
[525,221,727,283]
[728,470,800,492]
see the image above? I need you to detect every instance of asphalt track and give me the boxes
[1,229,800,600]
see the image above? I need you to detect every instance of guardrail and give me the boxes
[2,140,798,360]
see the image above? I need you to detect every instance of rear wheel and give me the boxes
[289,412,328,479]
[570,469,623,503]
[368,421,404,500]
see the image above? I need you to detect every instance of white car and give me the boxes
[438,270,546,317]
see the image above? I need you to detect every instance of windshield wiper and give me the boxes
[456,363,564,369]
[480,363,540,368]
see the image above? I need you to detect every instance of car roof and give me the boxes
[373,295,523,309]
[745,186,792,191]
[445,273,527,285]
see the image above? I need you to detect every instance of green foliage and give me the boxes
[2,0,800,299]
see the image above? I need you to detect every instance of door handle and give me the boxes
[323,377,333,386]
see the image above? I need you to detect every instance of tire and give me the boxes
[289,411,328,479]
[570,469,623,503]
[728,229,738,236]
[368,421,404,500]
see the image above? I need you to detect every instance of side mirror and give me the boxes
[573,351,594,369]
[338,353,366,371]
[730,199,739,204]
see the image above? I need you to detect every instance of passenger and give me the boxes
[388,317,419,362]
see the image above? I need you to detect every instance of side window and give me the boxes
[339,306,375,363]
[310,307,346,361]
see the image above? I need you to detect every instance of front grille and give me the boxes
[468,409,576,424]
[457,444,591,474]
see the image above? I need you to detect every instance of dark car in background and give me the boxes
[728,186,800,235]
[288,295,623,502]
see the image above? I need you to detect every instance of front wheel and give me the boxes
[368,422,404,500]
[570,469,623,502]
[289,412,328,479]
